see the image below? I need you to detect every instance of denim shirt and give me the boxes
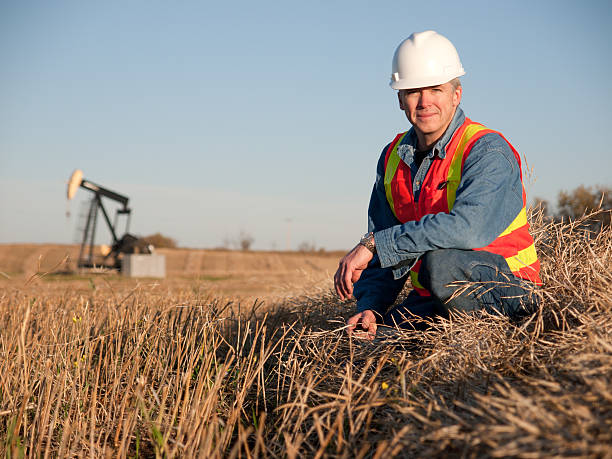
[354,107,524,314]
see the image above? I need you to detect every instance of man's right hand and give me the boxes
[334,244,373,300]
[347,309,378,340]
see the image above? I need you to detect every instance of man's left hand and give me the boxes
[346,309,378,340]
[334,244,374,300]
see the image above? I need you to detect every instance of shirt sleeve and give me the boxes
[353,145,408,314]
[374,133,524,276]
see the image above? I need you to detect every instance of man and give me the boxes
[334,31,540,339]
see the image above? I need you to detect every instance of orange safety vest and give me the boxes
[383,118,541,296]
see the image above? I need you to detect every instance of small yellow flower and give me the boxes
[72,315,81,323]
[381,382,389,390]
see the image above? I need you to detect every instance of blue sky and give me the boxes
[1,0,611,250]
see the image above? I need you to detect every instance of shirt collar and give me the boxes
[397,107,466,161]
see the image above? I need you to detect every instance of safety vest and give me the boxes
[383,118,541,296]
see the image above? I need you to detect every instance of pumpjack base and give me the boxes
[121,254,166,278]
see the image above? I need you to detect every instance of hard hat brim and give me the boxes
[390,70,465,90]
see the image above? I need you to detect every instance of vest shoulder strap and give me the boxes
[383,132,409,219]
[446,121,496,209]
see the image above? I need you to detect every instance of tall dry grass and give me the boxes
[1,209,611,457]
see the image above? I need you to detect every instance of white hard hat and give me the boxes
[390,30,465,90]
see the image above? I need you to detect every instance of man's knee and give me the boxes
[418,249,537,317]
[418,249,469,301]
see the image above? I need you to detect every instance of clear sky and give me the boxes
[1,0,611,250]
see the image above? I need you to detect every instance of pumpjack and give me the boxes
[67,169,152,270]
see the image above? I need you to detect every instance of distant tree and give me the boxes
[297,241,317,252]
[557,185,612,218]
[219,232,255,251]
[531,197,550,217]
[141,233,177,249]
[556,185,612,230]
[238,231,254,251]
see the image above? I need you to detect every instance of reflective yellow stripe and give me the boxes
[447,124,489,209]
[410,270,424,289]
[384,132,409,219]
[499,207,528,237]
[505,244,538,272]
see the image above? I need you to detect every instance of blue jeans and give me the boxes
[382,249,537,329]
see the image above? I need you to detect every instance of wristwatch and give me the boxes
[359,232,376,253]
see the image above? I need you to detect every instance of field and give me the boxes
[1,212,611,458]
[0,244,342,301]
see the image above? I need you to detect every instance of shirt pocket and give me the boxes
[419,184,449,213]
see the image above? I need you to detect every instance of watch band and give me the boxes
[359,232,376,253]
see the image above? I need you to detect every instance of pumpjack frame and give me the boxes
[68,170,150,270]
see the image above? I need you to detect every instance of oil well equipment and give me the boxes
[67,169,164,277]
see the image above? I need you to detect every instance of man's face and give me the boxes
[398,82,462,145]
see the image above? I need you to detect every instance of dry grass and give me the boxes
[1,210,611,458]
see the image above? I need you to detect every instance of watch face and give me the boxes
[359,232,375,253]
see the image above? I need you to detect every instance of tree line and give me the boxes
[535,185,611,230]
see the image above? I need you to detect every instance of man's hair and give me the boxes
[396,78,461,94]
